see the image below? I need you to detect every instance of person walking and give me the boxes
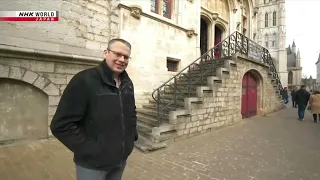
[282,87,289,104]
[291,87,297,108]
[50,38,138,180]
[310,90,320,123]
[295,85,311,121]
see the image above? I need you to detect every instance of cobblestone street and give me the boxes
[1,106,320,180]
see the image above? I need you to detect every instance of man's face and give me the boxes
[104,41,131,74]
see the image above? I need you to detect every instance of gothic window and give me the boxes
[150,0,173,19]
[273,12,277,26]
[162,0,172,19]
[151,0,159,13]
[265,13,268,27]
[288,71,293,84]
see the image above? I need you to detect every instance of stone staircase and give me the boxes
[134,32,283,152]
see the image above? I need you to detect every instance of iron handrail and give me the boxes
[151,31,283,125]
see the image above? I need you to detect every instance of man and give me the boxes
[281,87,289,104]
[50,38,138,180]
[295,85,310,121]
[291,87,297,108]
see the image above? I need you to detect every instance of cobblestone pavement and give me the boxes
[1,106,320,180]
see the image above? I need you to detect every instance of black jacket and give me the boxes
[50,60,138,170]
[291,90,296,100]
[295,88,310,106]
[282,90,288,99]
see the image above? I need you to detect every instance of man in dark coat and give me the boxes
[295,85,311,121]
[291,87,297,108]
[50,38,138,180]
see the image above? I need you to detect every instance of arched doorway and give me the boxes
[288,71,293,85]
[241,72,258,118]
[200,17,209,55]
[214,25,223,58]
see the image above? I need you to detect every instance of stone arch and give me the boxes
[241,69,264,118]
[288,71,293,85]
[0,63,61,142]
[200,13,213,55]
[0,64,60,96]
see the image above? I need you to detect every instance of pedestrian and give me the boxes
[282,87,289,104]
[50,38,138,180]
[310,90,320,123]
[291,87,297,108]
[295,85,311,121]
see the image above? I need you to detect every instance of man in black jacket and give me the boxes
[295,85,310,121]
[50,38,138,180]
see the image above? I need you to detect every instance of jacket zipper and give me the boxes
[118,82,130,166]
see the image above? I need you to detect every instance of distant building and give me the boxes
[287,41,302,89]
[316,53,320,83]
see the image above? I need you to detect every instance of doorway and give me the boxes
[214,25,223,58]
[241,72,258,118]
[200,18,208,55]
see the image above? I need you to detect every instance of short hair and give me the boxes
[107,38,131,50]
[301,85,306,88]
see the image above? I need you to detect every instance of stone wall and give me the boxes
[0,57,96,139]
[118,2,199,108]
[170,56,283,143]
[0,0,120,141]
[0,0,120,57]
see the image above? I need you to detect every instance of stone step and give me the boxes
[136,108,169,120]
[137,113,160,127]
[148,99,185,108]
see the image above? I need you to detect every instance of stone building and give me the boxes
[0,0,120,143]
[316,53,320,83]
[0,0,284,148]
[286,41,302,89]
[256,0,287,88]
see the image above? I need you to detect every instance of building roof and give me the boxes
[316,53,320,65]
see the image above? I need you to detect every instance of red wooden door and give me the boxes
[241,73,258,118]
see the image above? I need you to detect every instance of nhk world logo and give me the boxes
[0,11,59,21]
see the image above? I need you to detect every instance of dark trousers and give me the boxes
[298,105,306,120]
[76,162,126,180]
[313,114,320,122]
[292,100,297,107]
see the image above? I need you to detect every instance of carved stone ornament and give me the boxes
[236,22,241,30]
[212,13,218,20]
[253,32,257,39]
[130,6,142,19]
[186,29,195,38]
[253,7,259,16]
[233,8,238,13]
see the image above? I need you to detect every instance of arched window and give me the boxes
[288,71,293,84]
[265,13,268,27]
[273,12,277,26]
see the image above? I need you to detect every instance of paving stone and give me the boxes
[1,106,320,180]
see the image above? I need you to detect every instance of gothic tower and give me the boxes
[257,0,288,87]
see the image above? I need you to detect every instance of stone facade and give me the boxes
[0,0,120,141]
[287,41,302,88]
[0,57,95,140]
[166,56,283,144]
[118,1,199,108]
[257,0,288,88]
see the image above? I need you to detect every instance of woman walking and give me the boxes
[310,90,320,123]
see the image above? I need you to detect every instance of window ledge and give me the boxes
[118,3,197,38]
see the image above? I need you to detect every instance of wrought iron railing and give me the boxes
[151,31,283,125]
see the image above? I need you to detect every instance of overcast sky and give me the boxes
[286,0,320,78]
